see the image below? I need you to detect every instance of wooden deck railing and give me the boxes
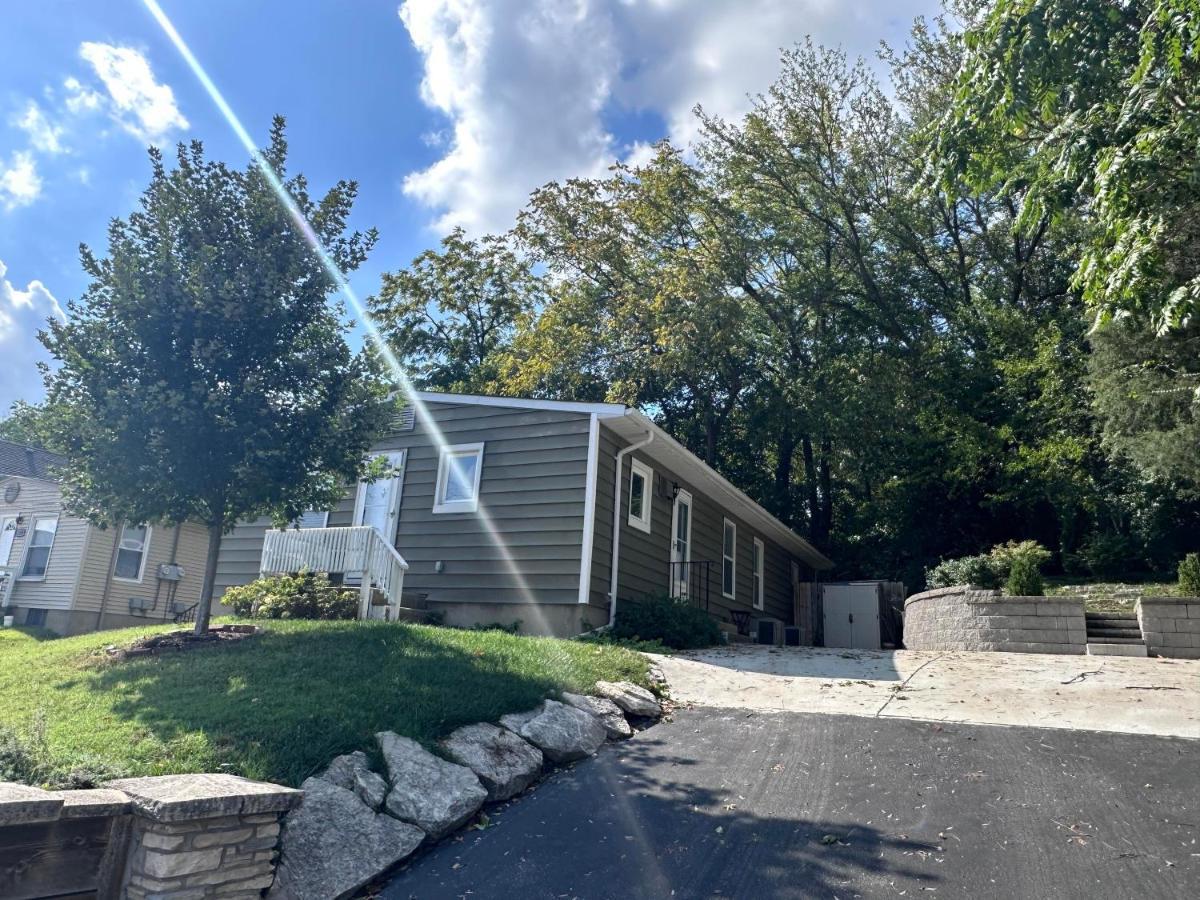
[260,526,409,620]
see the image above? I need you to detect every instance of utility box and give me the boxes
[157,563,185,581]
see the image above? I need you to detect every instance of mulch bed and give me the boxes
[106,624,260,660]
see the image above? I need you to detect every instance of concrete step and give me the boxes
[1087,635,1144,644]
[1086,612,1138,622]
[1087,642,1148,657]
[1086,627,1143,639]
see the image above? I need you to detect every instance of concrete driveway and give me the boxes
[653,646,1200,739]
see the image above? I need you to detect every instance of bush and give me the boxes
[926,554,1001,589]
[611,595,721,650]
[1180,553,1200,596]
[1071,533,1140,578]
[1005,555,1044,596]
[223,572,358,620]
[0,716,51,785]
[988,541,1051,578]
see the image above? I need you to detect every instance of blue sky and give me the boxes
[0,0,937,413]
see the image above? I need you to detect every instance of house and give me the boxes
[0,438,212,635]
[214,392,832,638]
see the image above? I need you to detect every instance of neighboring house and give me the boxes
[215,392,832,637]
[0,439,212,635]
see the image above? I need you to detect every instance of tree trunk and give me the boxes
[817,438,833,549]
[194,520,224,634]
[773,430,796,523]
[801,435,819,539]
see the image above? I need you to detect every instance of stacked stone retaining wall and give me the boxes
[1138,597,1200,659]
[903,586,1087,654]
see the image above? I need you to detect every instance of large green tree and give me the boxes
[39,118,391,632]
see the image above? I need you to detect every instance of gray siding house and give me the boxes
[215,392,832,637]
[0,439,212,635]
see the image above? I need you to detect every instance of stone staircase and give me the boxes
[1085,611,1147,657]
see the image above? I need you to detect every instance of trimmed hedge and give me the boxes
[612,595,722,649]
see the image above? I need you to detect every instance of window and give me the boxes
[628,458,653,533]
[20,517,58,579]
[113,523,152,582]
[752,538,765,610]
[296,510,329,529]
[433,443,485,514]
[722,518,737,599]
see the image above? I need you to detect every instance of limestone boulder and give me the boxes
[441,723,543,802]
[508,700,606,763]
[318,751,388,811]
[593,680,662,718]
[560,692,632,740]
[269,777,423,900]
[377,731,487,839]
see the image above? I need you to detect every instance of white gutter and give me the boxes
[608,421,654,627]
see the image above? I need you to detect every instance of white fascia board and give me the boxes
[415,390,627,418]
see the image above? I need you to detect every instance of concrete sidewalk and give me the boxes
[654,646,1200,738]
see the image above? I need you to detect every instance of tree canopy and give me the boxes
[37,117,391,631]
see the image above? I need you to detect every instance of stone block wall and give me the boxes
[1138,597,1200,659]
[0,774,300,899]
[904,586,1087,654]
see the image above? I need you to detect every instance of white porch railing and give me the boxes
[260,526,409,620]
[0,565,16,611]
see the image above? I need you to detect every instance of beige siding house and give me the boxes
[216,392,832,638]
[0,439,212,635]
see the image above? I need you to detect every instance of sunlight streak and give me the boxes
[142,0,557,632]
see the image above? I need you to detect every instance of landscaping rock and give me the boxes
[318,751,388,811]
[377,731,487,839]
[561,692,633,740]
[498,706,541,733]
[441,723,544,802]
[508,700,607,763]
[269,777,423,900]
[594,680,662,718]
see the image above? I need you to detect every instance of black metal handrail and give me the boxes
[667,560,714,612]
[173,602,199,625]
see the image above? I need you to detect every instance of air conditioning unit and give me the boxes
[755,617,784,646]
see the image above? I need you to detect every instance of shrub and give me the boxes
[1005,555,1045,596]
[1180,553,1200,596]
[925,554,1001,589]
[223,572,358,620]
[0,717,51,785]
[988,541,1051,579]
[612,595,721,650]
[1072,533,1140,578]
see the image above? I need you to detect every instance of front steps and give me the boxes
[1085,612,1147,657]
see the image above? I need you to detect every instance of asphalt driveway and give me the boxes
[379,707,1200,900]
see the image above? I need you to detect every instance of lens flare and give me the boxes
[141,0,557,633]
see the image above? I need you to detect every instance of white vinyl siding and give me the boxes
[19,516,58,580]
[628,458,653,533]
[722,518,736,599]
[433,443,485,514]
[112,523,151,582]
[752,537,765,610]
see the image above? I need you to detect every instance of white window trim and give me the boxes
[627,458,653,534]
[112,523,153,584]
[752,537,765,610]
[18,515,59,582]
[433,442,485,514]
[721,518,737,600]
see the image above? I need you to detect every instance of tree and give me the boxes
[39,118,391,633]
[936,0,1200,330]
[0,401,62,451]
[370,228,541,391]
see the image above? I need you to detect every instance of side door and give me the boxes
[347,450,406,584]
[669,489,693,599]
[822,584,855,648]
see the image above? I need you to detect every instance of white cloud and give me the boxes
[63,76,105,115]
[0,152,42,211]
[79,42,188,144]
[14,102,66,155]
[398,0,937,234]
[0,259,63,410]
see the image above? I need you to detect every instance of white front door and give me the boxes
[353,451,406,539]
[0,516,16,566]
[669,489,692,598]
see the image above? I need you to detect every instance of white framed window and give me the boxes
[113,523,152,582]
[297,510,329,529]
[721,518,737,599]
[433,442,485,514]
[19,517,59,580]
[752,537,765,610]
[628,458,653,533]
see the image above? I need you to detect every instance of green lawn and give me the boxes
[0,619,647,788]
[1043,576,1181,612]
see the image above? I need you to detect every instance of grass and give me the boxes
[1043,576,1182,612]
[0,618,648,788]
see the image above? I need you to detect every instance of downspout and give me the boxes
[608,424,654,627]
